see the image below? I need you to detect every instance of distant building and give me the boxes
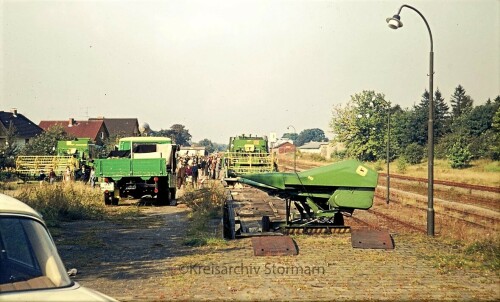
[271,141,296,155]
[39,118,109,145]
[89,117,139,138]
[298,141,329,155]
[179,146,206,157]
[0,109,43,148]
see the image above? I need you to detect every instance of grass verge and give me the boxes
[409,234,500,275]
[179,181,227,247]
[13,182,106,227]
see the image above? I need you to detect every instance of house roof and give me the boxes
[39,119,107,141]
[272,141,295,149]
[0,110,43,138]
[298,141,329,149]
[89,118,139,137]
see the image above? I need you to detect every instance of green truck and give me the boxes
[93,137,178,205]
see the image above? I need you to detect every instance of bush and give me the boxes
[331,150,347,160]
[14,182,105,226]
[447,139,473,169]
[397,157,408,174]
[467,131,499,160]
[402,143,424,164]
[179,181,226,246]
[308,153,326,162]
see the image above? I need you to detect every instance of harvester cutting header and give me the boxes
[236,159,378,230]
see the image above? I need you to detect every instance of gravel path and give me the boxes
[55,200,499,301]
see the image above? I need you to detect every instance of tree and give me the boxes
[198,139,216,154]
[152,124,192,146]
[330,90,390,161]
[20,125,74,156]
[466,99,498,136]
[450,85,473,119]
[295,128,327,147]
[411,89,450,146]
[282,132,299,142]
[0,123,19,168]
[447,137,472,169]
[491,104,500,159]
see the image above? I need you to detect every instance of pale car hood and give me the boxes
[0,282,118,302]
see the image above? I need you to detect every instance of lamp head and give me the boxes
[386,15,403,29]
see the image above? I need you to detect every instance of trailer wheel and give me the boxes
[333,212,344,226]
[261,215,271,232]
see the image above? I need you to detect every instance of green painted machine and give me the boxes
[237,159,378,228]
[223,134,275,180]
[93,137,178,205]
[15,138,96,179]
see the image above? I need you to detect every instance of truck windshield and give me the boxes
[0,216,72,293]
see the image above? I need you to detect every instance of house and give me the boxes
[271,141,296,155]
[179,146,207,157]
[89,117,140,138]
[298,141,330,155]
[0,109,43,148]
[39,118,109,145]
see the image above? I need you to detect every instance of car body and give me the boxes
[0,193,117,301]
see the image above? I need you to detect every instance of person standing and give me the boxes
[64,166,72,182]
[176,164,186,190]
[38,170,46,186]
[49,168,56,184]
[200,157,207,177]
[89,167,96,188]
[191,164,199,189]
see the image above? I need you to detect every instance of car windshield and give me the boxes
[0,216,72,293]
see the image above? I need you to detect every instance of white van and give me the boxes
[0,193,117,301]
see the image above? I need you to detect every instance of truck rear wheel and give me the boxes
[169,188,177,201]
[104,192,111,205]
[156,180,170,206]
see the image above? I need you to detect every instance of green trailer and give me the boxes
[93,137,178,205]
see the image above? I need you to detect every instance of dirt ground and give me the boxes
[53,197,499,302]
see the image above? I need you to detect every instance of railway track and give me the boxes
[375,190,499,229]
[276,160,499,239]
[379,172,500,193]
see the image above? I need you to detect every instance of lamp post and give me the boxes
[287,125,297,172]
[387,4,434,236]
[386,106,390,205]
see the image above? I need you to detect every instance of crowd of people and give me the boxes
[175,154,223,190]
[37,162,96,187]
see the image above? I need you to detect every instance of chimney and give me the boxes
[11,108,17,117]
[68,118,75,127]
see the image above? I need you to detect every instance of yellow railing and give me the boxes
[224,152,275,175]
[15,156,73,177]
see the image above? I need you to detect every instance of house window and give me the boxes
[101,132,104,139]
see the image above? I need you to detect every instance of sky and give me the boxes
[1,0,499,144]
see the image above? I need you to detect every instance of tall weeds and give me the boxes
[14,182,106,226]
[179,181,227,246]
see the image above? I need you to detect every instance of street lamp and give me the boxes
[386,106,390,205]
[287,125,297,173]
[387,4,435,236]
